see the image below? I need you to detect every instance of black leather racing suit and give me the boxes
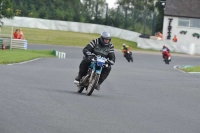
[77,38,115,85]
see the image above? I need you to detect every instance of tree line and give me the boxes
[1,0,165,34]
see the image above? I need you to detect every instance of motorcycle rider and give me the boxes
[74,31,115,90]
[121,43,133,62]
[162,45,171,60]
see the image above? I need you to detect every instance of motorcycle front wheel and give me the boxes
[86,73,100,96]
[77,86,84,93]
[164,55,169,64]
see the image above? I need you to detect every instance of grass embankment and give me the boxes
[0,26,158,64]
[2,26,150,51]
[180,66,200,72]
[0,50,55,64]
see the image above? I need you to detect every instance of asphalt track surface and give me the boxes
[0,44,200,133]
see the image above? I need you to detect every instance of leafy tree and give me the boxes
[18,1,28,16]
[28,4,38,18]
[0,0,14,27]
[7,0,160,34]
[155,0,166,32]
[114,0,155,34]
[81,0,107,24]
[116,0,155,11]
[0,0,14,19]
[38,5,48,19]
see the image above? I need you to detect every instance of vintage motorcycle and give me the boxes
[74,54,114,96]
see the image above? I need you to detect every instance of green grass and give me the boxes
[180,66,200,72]
[0,26,154,51]
[0,26,160,64]
[0,49,55,64]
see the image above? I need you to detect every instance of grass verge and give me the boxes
[0,49,55,64]
[0,26,161,64]
[180,66,200,72]
[1,26,158,52]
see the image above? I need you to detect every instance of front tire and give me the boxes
[86,74,100,96]
[164,55,169,64]
[77,86,84,93]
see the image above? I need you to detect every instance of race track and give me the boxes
[0,44,200,133]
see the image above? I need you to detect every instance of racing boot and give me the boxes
[74,75,81,85]
[95,66,111,90]
[95,78,104,91]
[74,71,83,85]
[74,64,88,85]
[95,83,100,91]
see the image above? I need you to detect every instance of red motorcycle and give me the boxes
[162,48,171,64]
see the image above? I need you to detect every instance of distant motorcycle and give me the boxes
[162,48,171,64]
[122,48,133,62]
[74,54,114,96]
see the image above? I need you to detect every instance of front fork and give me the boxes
[88,62,102,84]
[89,70,94,83]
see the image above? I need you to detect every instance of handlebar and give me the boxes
[88,53,114,65]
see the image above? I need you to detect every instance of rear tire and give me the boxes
[77,74,90,93]
[126,54,130,62]
[130,56,133,62]
[86,74,100,96]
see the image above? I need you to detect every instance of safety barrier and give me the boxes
[10,39,27,50]
[2,17,199,55]
[0,38,27,50]
[0,38,11,49]
[2,17,140,44]
[53,50,66,58]
[2,38,11,49]
[137,38,200,55]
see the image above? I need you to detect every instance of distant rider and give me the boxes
[74,31,115,90]
[162,45,171,60]
[121,43,133,62]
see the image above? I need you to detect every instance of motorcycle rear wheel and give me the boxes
[86,74,100,96]
[130,56,133,62]
[77,75,89,93]
[126,54,130,62]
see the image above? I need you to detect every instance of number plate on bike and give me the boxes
[96,56,106,67]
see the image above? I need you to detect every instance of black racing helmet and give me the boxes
[100,31,111,46]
